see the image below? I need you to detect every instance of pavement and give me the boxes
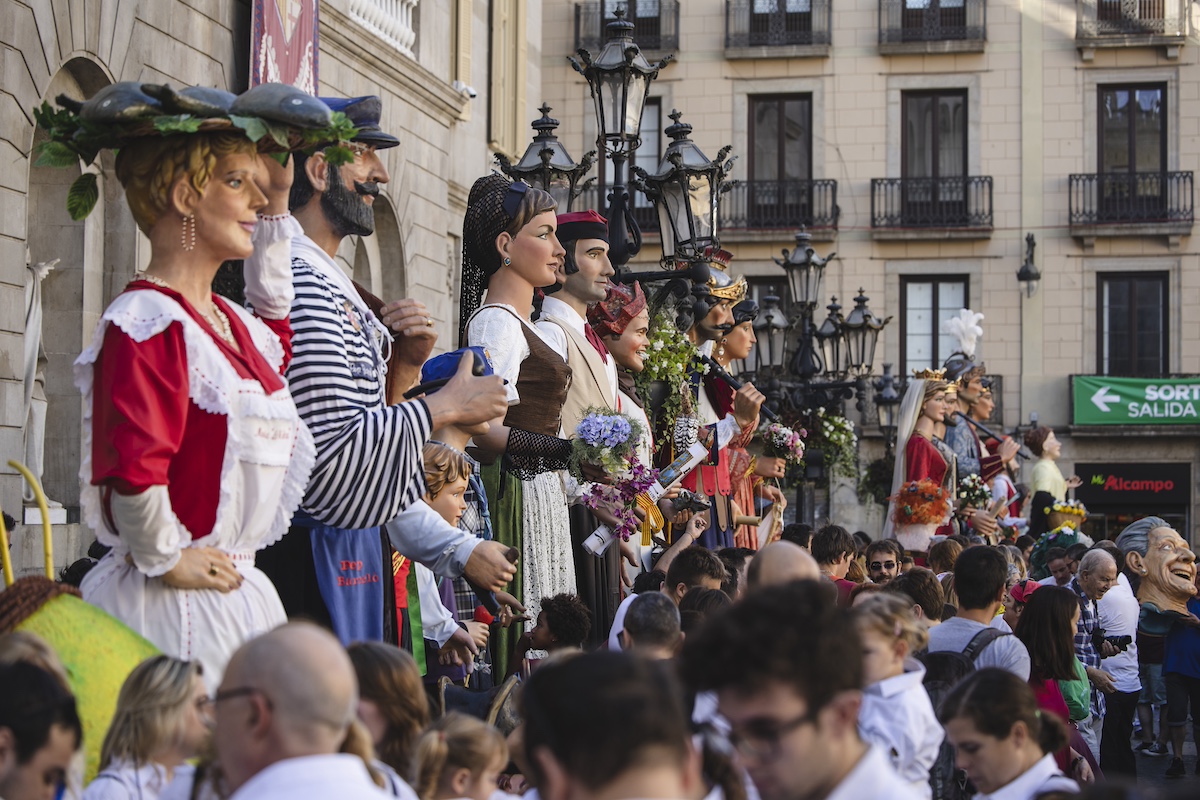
[1126,723,1200,792]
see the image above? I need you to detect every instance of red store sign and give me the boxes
[1074,462,1192,507]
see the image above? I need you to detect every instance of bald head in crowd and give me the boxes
[747,541,821,589]
[214,623,359,792]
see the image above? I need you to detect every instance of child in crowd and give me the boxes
[419,442,491,678]
[413,713,508,800]
[853,594,944,799]
[84,656,209,800]
[512,593,592,678]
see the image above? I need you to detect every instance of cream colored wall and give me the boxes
[541,0,1200,536]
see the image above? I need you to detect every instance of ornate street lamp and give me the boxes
[635,109,736,265]
[873,363,902,448]
[753,293,790,372]
[777,229,833,311]
[1017,232,1041,298]
[814,297,846,378]
[569,8,671,269]
[842,289,891,376]
[496,104,596,213]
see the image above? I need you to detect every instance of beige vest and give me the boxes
[543,314,616,436]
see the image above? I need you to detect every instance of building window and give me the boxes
[748,94,813,226]
[899,276,968,374]
[901,90,967,220]
[1097,84,1167,216]
[1098,272,1168,376]
[751,0,812,42]
[489,0,527,159]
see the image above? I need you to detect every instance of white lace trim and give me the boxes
[75,290,311,551]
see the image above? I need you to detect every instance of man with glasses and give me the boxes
[212,622,389,799]
[864,539,903,586]
[682,580,920,800]
[1070,548,1120,765]
[254,95,513,646]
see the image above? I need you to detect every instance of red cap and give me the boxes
[556,209,609,243]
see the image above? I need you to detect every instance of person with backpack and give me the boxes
[939,669,1079,799]
[926,547,1032,680]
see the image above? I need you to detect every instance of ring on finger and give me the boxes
[425,317,434,327]
[208,563,219,576]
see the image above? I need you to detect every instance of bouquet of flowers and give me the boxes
[889,479,952,526]
[583,459,661,542]
[958,473,992,509]
[1048,499,1088,531]
[635,310,698,447]
[572,408,645,475]
[761,422,807,465]
[573,408,659,542]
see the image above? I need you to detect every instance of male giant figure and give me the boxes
[253,96,512,645]
[535,210,622,643]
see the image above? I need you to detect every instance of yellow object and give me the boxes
[636,494,664,546]
[0,502,11,587]
[16,593,160,781]
[8,460,54,579]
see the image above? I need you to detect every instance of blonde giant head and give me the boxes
[114,133,258,235]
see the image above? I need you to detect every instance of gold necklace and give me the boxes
[135,272,235,346]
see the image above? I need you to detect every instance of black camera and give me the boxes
[1091,627,1132,653]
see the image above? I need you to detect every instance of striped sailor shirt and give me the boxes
[283,236,431,529]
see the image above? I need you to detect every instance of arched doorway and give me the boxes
[332,192,407,300]
[25,59,115,515]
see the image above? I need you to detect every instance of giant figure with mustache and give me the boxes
[253,96,514,647]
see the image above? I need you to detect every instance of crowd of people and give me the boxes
[1,83,1199,800]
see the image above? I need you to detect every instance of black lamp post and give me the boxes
[749,229,893,413]
[496,104,596,213]
[569,8,672,271]
[873,363,902,451]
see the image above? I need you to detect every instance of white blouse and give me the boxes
[858,660,944,800]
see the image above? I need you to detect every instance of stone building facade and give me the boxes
[0,0,543,574]
[541,0,1200,539]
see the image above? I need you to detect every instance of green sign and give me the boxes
[1072,375,1200,425]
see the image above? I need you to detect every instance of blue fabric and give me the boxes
[698,516,735,551]
[1164,597,1200,679]
[300,512,386,646]
[422,346,496,383]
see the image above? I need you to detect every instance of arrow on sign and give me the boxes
[1091,386,1121,413]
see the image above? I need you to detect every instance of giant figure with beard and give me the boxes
[253,96,514,646]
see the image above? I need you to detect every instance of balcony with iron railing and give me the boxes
[1068,172,1193,243]
[878,0,986,54]
[575,179,838,242]
[724,0,832,59]
[1076,0,1187,59]
[870,176,993,239]
[574,2,680,53]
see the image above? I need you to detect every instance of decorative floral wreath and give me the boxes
[32,81,358,220]
[889,479,952,526]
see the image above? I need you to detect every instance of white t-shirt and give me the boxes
[926,616,1032,681]
[1099,573,1141,694]
[858,661,944,799]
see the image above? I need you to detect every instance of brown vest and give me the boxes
[541,314,616,437]
[502,315,572,437]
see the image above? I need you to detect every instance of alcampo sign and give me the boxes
[1072,375,1200,426]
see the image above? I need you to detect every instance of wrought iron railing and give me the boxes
[1068,172,1193,225]
[574,1,680,52]
[725,0,832,48]
[878,0,987,44]
[722,180,838,229]
[1076,0,1186,37]
[870,176,993,229]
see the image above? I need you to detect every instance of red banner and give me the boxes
[251,0,319,93]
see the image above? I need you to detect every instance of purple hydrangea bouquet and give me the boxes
[573,408,659,541]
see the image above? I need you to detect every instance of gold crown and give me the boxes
[912,368,947,380]
[709,274,747,302]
